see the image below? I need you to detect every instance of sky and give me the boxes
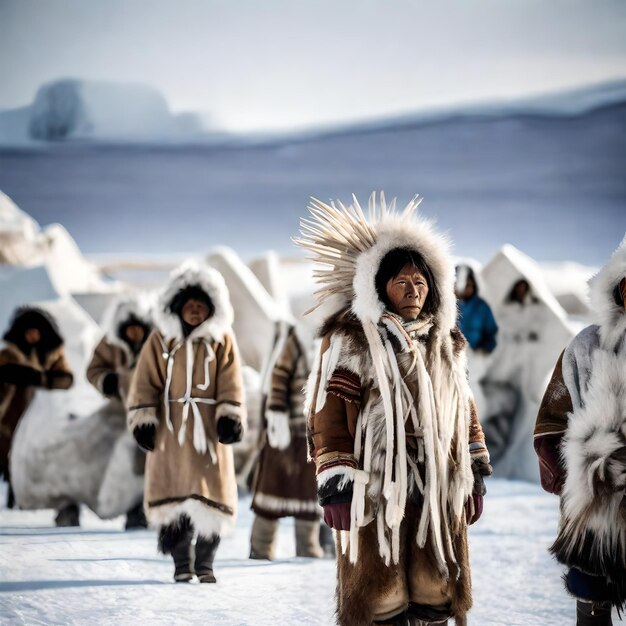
[1,0,626,132]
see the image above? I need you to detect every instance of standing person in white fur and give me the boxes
[534,236,626,626]
[296,193,491,626]
[86,294,153,529]
[127,262,246,583]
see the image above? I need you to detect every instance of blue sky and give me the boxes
[1,0,626,131]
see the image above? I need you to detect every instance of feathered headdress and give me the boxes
[294,191,456,332]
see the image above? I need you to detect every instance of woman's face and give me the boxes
[24,328,41,345]
[385,263,430,321]
[181,298,211,327]
[124,324,146,344]
[514,280,529,303]
[457,276,475,300]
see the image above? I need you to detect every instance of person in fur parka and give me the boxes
[295,194,491,626]
[534,236,626,626]
[86,294,153,529]
[127,262,246,583]
[0,307,73,508]
[249,320,323,560]
[87,295,153,406]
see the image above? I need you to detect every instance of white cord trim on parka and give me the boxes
[162,338,217,463]
[344,321,472,578]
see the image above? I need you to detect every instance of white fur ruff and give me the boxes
[147,498,236,539]
[101,293,154,350]
[127,407,159,432]
[252,492,320,516]
[153,260,234,343]
[558,343,626,566]
[588,234,626,352]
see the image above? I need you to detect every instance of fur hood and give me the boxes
[100,294,153,349]
[353,212,456,333]
[589,235,626,351]
[153,261,234,343]
[2,307,63,357]
[296,192,456,335]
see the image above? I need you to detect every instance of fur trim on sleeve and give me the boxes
[127,406,159,431]
[216,401,246,423]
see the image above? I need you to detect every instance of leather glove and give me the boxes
[323,499,351,531]
[466,456,490,524]
[0,363,44,387]
[466,493,483,525]
[133,424,156,452]
[102,373,120,398]
[44,370,73,389]
[216,416,243,444]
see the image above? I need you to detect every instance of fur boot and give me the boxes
[249,514,278,560]
[124,503,147,530]
[158,514,194,582]
[406,604,451,626]
[295,519,324,558]
[55,503,79,527]
[6,483,14,509]
[576,600,613,626]
[374,611,409,625]
[195,534,220,583]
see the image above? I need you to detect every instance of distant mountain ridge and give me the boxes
[257,79,626,146]
[0,79,623,266]
[0,78,625,147]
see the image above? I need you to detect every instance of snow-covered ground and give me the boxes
[0,479,622,625]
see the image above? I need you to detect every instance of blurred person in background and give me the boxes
[534,237,626,626]
[127,262,246,584]
[454,264,498,355]
[481,277,551,467]
[0,307,73,510]
[86,295,153,529]
[249,320,324,560]
[455,264,498,421]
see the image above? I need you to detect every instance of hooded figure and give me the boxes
[454,264,498,354]
[454,264,498,421]
[85,295,153,529]
[87,296,153,405]
[127,262,246,583]
[534,236,626,625]
[249,320,323,560]
[295,194,491,626]
[0,307,73,506]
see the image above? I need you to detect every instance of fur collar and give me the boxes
[153,261,234,343]
[588,235,626,351]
